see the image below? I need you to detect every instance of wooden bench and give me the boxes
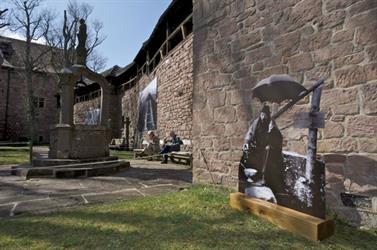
[133,149,162,160]
[169,151,192,165]
[109,138,126,150]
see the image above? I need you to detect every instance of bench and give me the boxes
[109,138,127,150]
[169,151,192,165]
[133,138,192,165]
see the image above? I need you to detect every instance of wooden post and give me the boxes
[146,51,150,75]
[181,25,186,39]
[166,22,170,54]
[306,86,322,180]
[159,49,164,59]
[124,117,130,150]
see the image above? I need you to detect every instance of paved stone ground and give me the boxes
[0,160,192,217]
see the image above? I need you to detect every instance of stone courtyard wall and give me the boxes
[192,0,377,225]
[121,34,193,146]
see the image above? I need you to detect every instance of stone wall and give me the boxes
[121,34,194,146]
[74,97,101,124]
[73,91,122,139]
[192,0,377,226]
[0,68,59,142]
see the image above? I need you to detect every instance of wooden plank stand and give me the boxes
[230,192,334,241]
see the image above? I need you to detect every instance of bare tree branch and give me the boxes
[0,8,10,28]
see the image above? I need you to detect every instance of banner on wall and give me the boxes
[84,108,100,125]
[138,78,157,132]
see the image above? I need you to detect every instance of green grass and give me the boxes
[0,147,29,165]
[0,185,375,250]
[0,147,133,165]
[110,150,134,160]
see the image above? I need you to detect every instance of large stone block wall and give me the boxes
[192,0,377,225]
[0,68,59,142]
[121,34,193,145]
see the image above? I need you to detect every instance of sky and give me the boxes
[1,0,172,69]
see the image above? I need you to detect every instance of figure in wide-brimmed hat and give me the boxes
[239,104,283,197]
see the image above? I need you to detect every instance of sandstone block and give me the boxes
[349,0,377,16]
[341,137,359,153]
[274,31,300,56]
[288,53,314,72]
[347,9,377,29]
[364,63,377,81]
[360,82,377,115]
[289,0,322,30]
[202,123,225,136]
[300,30,332,51]
[320,10,346,29]
[305,64,332,81]
[214,106,236,123]
[259,65,288,80]
[312,47,332,64]
[356,22,377,46]
[244,45,272,64]
[207,90,226,108]
[335,65,366,87]
[213,138,231,151]
[359,138,377,153]
[237,31,262,50]
[323,121,345,139]
[332,30,354,43]
[236,105,253,122]
[326,0,358,12]
[366,45,377,62]
[331,115,345,122]
[318,139,341,153]
[225,122,249,137]
[322,88,359,115]
[334,53,364,69]
[252,62,264,72]
[347,115,377,137]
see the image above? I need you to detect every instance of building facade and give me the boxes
[0,36,59,143]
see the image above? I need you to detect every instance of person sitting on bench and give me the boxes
[160,131,183,164]
[142,131,160,158]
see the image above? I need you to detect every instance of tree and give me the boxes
[46,0,107,71]
[0,8,10,29]
[10,0,54,163]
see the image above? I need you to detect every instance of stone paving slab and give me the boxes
[0,159,192,217]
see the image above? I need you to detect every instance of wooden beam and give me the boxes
[229,192,334,241]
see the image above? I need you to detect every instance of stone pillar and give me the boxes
[59,74,75,126]
[100,87,110,127]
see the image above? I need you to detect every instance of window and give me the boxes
[33,97,45,108]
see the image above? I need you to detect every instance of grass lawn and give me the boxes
[0,147,29,165]
[110,150,134,160]
[0,147,134,165]
[0,185,375,250]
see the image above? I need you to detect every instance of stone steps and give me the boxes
[11,160,130,179]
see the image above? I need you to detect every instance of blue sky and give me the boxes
[2,0,172,69]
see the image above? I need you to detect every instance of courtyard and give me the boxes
[0,147,191,217]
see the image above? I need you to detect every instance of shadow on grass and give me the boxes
[0,187,376,249]
[116,166,192,183]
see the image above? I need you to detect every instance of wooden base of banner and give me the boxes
[229,192,334,241]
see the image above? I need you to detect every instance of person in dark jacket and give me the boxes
[160,131,183,164]
[240,105,283,192]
